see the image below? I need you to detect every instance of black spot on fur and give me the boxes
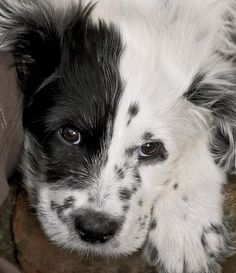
[145,242,159,266]
[57,206,65,221]
[115,165,126,179]
[128,103,139,117]
[125,146,137,157]
[131,185,137,193]
[88,195,95,203]
[50,201,58,211]
[150,219,157,230]
[123,204,130,212]
[138,200,143,207]
[133,168,142,186]
[64,196,75,208]
[119,188,132,201]
[127,103,139,125]
[173,183,178,190]
[143,132,154,141]
[201,231,207,248]
[0,1,125,189]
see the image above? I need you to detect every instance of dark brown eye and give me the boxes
[59,127,81,145]
[139,142,160,158]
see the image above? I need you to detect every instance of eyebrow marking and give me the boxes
[127,103,139,126]
[143,132,154,141]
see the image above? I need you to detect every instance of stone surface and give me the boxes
[1,176,236,273]
[222,176,236,273]
[0,179,18,265]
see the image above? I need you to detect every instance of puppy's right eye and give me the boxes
[59,127,81,145]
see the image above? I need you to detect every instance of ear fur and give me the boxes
[0,0,94,104]
[0,0,63,100]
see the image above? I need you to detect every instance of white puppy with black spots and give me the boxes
[0,0,235,272]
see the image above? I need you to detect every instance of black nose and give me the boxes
[74,211,119,244]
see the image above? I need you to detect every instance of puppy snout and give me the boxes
[74,210,119,244]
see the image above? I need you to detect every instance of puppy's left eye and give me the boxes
[138,142,161,158]
[59,127,81,145]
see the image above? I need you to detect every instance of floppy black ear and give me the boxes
[0,0,61,103]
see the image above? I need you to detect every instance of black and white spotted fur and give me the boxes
[0,0,236,272]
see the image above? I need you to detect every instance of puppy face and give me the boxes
[1,0,235,258]
[14,2,163,256]
[19,3,177,255]
[23,75,186,256]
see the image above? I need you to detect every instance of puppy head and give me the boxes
[0,0,235,257]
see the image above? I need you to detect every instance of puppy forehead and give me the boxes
[88,0,227,106]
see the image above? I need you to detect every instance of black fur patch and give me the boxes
[119,188,132,201]
[50,201,58,211]
[145,242,159,266]
[0,1,125,187]
[133,168,142,186]
[150,219,157,230]
[173,183,178,190]
[201,231,207,248]
[128,103,139,117]
[131,185,138,193]
[123,204,130,212]
[64,196,75,208]
[125,146,138,157]
[115,165,126,179]
[143,132,154,141]
[127,103,139,125]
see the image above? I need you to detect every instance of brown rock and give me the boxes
[0,181,18,265]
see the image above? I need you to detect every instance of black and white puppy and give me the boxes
[0,0,236,272]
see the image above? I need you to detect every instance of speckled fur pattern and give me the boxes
[0,0,236,272]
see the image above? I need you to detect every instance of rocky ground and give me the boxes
[1,175,236,273]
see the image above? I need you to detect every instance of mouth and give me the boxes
[53,229,125,258]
